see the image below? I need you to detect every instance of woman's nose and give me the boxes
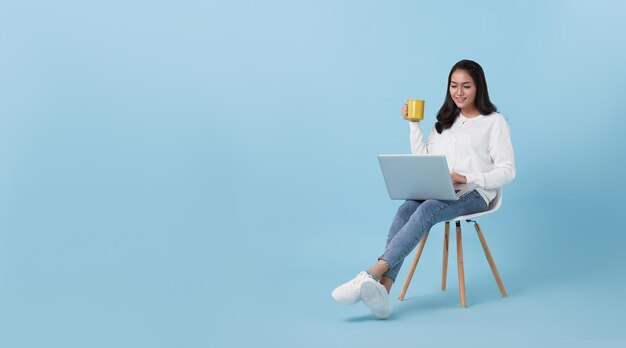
[457,87,464,96]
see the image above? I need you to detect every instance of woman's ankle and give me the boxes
[380,276,394,294]
[367,260,391,280]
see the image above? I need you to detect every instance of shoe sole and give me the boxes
[360,281,391,319]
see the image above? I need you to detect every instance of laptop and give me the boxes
[377,154,477,200]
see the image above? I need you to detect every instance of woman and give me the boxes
[331,59,516,319]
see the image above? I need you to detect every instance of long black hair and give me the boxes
[435,60,497,134]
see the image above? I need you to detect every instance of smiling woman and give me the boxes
[331,59,516,319]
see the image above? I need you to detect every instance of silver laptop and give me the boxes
[378,154,477,200]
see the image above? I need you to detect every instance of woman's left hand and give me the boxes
[451,172,467,184]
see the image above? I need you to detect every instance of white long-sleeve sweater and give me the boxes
[409,112,516,204]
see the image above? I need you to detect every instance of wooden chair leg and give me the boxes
[473,222,507,297]
[441,222,450,290]
[398,230,430,301]
[456,221,467,308]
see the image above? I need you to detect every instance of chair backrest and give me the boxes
[488,187,503,213]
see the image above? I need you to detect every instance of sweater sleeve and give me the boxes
[464,117,516,189]
[409,121,435,154]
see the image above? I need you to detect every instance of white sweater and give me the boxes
[409,112,516,204]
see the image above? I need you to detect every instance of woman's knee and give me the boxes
[416,199,445,214]
[398,200,419,216]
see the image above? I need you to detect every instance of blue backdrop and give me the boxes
[2,0,626,347]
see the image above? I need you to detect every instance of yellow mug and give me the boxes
[407,99,425,121]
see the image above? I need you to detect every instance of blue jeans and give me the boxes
[379,190,488,282]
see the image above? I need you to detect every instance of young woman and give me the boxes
[331,60,516,319]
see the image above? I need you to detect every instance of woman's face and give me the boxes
[449,69,477,111]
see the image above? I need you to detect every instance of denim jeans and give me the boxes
[379,190,488,282]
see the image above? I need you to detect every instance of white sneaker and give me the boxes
[331,271,372,305]
[360,278,391,319]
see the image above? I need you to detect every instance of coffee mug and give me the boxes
[407,99,425,121]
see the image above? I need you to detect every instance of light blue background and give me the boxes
[2,0,626,347]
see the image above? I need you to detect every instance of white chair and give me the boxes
[397,187,506,308]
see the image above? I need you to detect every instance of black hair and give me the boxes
[435,60,497,134]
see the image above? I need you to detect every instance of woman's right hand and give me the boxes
[401,103,409,120]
